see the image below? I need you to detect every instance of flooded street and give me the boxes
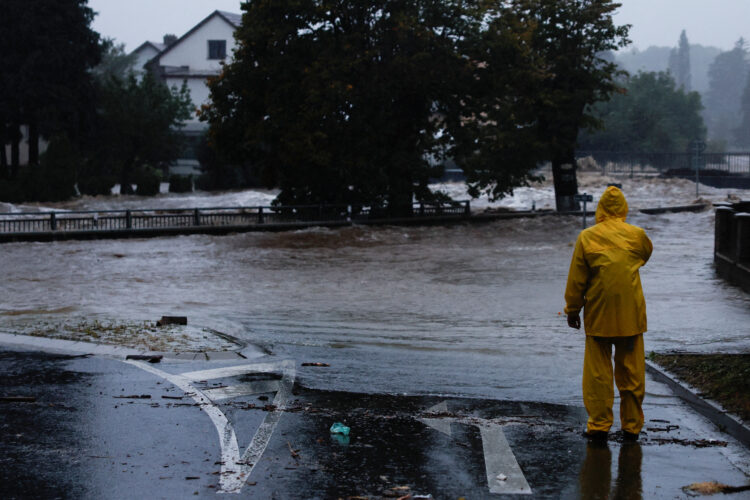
[2,174,749,405]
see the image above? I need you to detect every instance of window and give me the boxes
[208,40,226,60]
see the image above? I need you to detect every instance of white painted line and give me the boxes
[419,400,532,495]
[480,424,532,495]
[419,401,452,437]
[123,359,295,494]
[203,380,280,402]
[180,362,285,382]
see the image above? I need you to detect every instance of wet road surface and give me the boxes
[1,348,748,499]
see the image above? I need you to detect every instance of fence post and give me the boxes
[735,213,750,262]
[193,208,200,226]
[715,207,734,260]
[420,202,424,217]
[125,210,132,229]
[50,212,56,231]
[464,200,471,217]
[258,206,264,224]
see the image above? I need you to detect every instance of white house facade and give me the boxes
[133,10,241,175]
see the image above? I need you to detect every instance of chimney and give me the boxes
[163,34,177,46]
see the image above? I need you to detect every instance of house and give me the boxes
[134,10,242,176]
[130,40,166,77]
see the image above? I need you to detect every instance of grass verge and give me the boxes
[649,353,750,422]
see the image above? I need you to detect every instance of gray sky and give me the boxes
[89,0,750,53]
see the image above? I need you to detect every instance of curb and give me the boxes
[0,332,264,362]
[646,359,750,449]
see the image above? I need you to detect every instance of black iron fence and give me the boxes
[576,151,750,176]
[0,201,471,237]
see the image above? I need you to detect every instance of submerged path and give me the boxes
[0,201,709,243]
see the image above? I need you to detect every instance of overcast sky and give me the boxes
[89,0,750,53]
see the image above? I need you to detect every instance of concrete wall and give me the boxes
[714,202,750,293]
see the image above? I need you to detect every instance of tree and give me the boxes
[87,72,192,194]
[705,39,749,146]
[0,0,101,176]
[521,0,630,211]
[668,30,691,91]
[447,2,549,201]
[735,75,750,148]
[578,71,705,152]
[203,0,475,213]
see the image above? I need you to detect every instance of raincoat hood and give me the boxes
[595,186,628,223]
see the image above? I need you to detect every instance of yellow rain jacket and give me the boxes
[564,187,653,337]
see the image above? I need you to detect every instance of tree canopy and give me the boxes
[0,0,101,177]
[668,30,691,91]
[578,71,705,152]
[705,39,749,146]
[202,0,630,211]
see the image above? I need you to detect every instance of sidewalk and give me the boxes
[1,336,749,499]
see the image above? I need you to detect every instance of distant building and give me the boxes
[132,10,242,176]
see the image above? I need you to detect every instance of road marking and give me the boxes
[479,423,532,495]
[124,359,295,494]
[419,401,532,495]
[180,362,285,381]
[203,380,280,401]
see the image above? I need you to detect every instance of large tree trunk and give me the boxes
[551,148,580,212]
[28,120,39,165]
[0,124,8,179]
[9,122,21,179]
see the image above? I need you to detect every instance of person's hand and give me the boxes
[567,313,581,330]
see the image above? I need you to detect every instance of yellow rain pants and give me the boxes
[564,186,652,434]
[583,334,645,434]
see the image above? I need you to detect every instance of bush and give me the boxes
[168,174,192,193]
[133,166,162,196]
[78,175,116,196]
[0,135,78,203]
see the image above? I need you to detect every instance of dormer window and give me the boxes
[208,40,226,60]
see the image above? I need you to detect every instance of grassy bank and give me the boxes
[649,353,750,422]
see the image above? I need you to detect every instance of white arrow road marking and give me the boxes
[419,401,532,495]
[124,359,295,494]
[203,380,281,402]
[479,423,532,495]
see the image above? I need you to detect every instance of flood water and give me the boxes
[2,173,749,405]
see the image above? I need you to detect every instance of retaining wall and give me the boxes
[714,202,750,293]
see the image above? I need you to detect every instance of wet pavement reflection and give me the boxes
[580,441,643,500]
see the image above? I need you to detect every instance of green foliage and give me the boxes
[705,39,749,145]
[203,0,471,212]
[578,71,706,152]
[133,166,162,196]
[668,30,691,91]
[168,174,193,193]
[0,135,78,202]
[89,72,193,195]
[77,174,116,196]
[202,0,629,210]
[0,0,102,171]
[735,75,750,148]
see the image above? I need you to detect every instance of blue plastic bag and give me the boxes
[329,422,350,436]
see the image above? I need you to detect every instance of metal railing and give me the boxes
[576,151,750,176]
[0,201,471,236]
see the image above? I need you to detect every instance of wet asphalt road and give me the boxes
[1,347,749,499]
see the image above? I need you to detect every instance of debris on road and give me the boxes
[330,422,351,436]
[683,481,750,494]
[157,316,187,326]
[287,441,300,459]
[125,354,163,363]
[0,396,36,403]
[302,362,330,367]
[113,394,152,399]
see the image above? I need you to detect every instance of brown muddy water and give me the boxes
[1,176,749,404]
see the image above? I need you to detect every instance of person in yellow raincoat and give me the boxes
[565,186,653,441]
